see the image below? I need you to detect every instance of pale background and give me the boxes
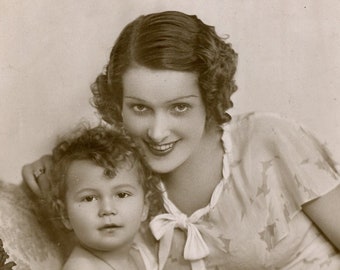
[1,0,339,184]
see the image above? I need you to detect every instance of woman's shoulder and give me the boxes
[222,112,299,144]
[225,111,306,143]
[222,111,319,162]
[225,111,338,175]
[228,111,299,131]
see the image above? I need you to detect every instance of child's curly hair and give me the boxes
[91,10,238,127]
[47,124,163,230]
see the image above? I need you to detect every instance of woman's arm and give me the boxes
[21,155,53,197]
[302,184,340,250]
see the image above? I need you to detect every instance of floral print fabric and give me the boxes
[150,112,340,270]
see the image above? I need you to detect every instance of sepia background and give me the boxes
[1,0,339,184]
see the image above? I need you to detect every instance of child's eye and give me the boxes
[81,195,97,202]
[171,103,191,114]
[117,192,131,199]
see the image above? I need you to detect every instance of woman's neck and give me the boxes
[162,125,224,216]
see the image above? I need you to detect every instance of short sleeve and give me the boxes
[270,115,339,214]
[257,114,340,243]
[229,113,340,244]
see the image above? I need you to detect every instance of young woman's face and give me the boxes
[62,160,148,252]
[122,65,207,174]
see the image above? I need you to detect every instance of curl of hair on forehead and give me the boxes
[91,10,238,126]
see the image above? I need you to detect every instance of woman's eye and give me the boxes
[117,192,131,199]
[132,104,148,113]
[172,104,190,113]
[81,195,97,202]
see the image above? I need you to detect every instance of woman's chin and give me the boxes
[146,157,179,174]
[148,163,173,174]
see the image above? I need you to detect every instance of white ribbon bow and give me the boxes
[150,209,209,270]
[150,212,210,258]
[149,177,228,270]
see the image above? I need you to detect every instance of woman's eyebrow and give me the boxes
[167,95,199,103]
[123,96,147,102]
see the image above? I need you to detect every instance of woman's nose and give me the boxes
[147,113,171,143]
[98,198,117,217]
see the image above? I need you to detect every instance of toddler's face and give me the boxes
[62,160,148,252]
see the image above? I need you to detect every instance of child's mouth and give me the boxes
[99,224,121,231]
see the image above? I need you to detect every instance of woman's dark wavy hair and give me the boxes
[91,10,238,126]
[47,124,162,230]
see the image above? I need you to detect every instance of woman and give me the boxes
[23,11,340,269]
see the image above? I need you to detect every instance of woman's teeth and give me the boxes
[149,142,174,151]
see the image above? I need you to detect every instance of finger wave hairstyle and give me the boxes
[47,125,162,230]
[91,10,238,126]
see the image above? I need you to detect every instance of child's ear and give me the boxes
[55,199,73,230]
[141,192,150,222]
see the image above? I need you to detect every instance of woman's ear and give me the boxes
[141,192,150,222]
[55,199,73,230]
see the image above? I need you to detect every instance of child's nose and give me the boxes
[98,198,117,216]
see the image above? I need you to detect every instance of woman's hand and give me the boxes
[21,155,53,197]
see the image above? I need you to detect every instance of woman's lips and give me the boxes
[145,141,178,156]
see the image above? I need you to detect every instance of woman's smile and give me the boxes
[144,140,180,156]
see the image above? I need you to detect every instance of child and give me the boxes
[46,125,160,270]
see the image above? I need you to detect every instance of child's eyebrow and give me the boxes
[73,188,98,195]
[113,183,139,191]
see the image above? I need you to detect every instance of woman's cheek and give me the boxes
[123,115,145,136]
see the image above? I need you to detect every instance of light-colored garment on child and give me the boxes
[149,112,340,270]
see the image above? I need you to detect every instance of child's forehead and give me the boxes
[65,159,141,187]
